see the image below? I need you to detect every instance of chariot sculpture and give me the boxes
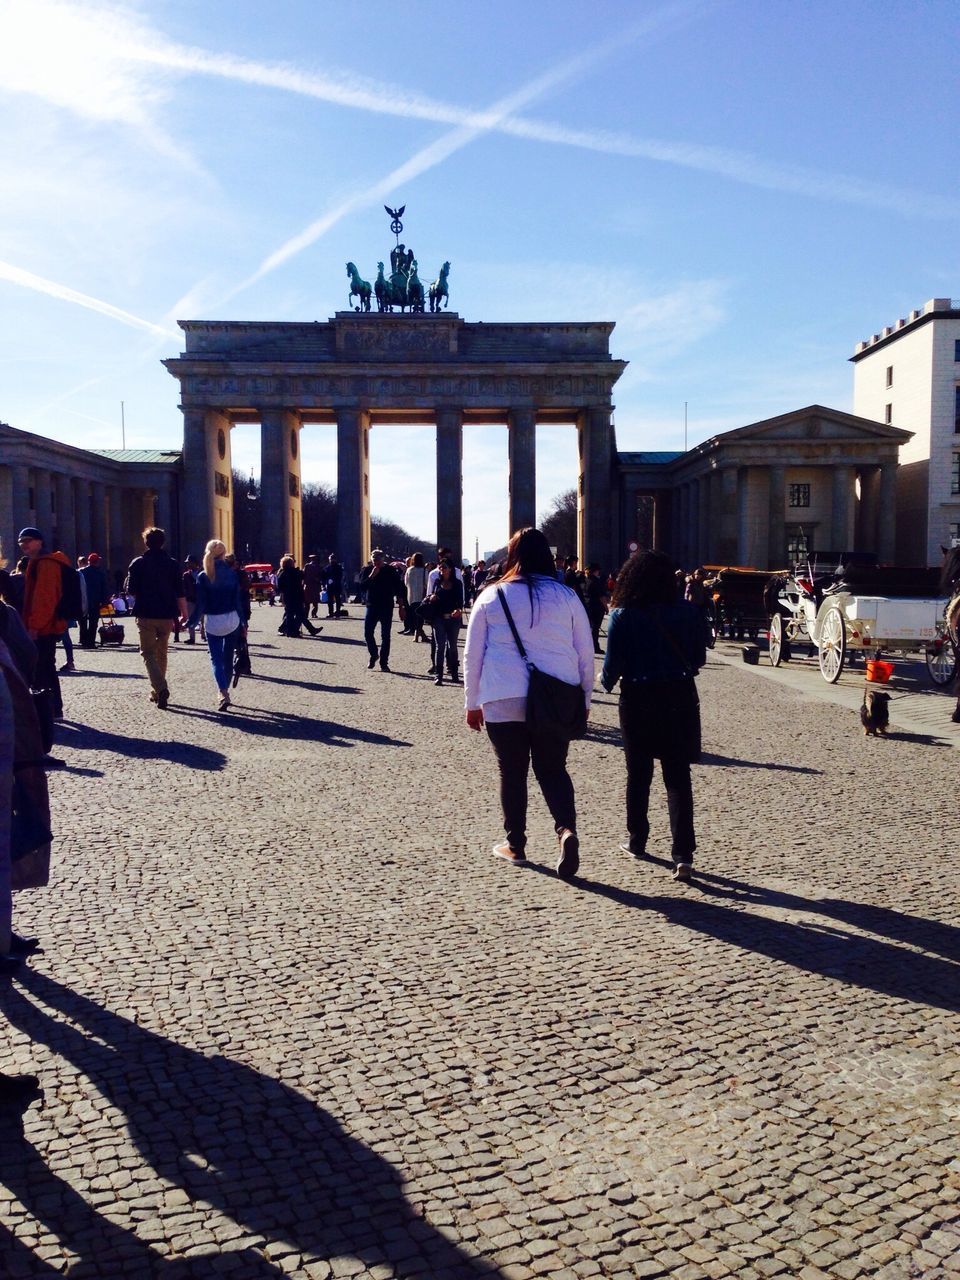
[345,206,450,314]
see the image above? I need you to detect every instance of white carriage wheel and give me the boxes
[926,639,958,687]
[818,607,846,683]
[769,613,784,667]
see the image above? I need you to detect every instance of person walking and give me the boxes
[303,554,323,619]
[196,540,247,712]
[428,558,463,684]
[404,553,428,642]
[360,549,406,671]
[464,527,594,880]
[78,552,109,649]
[322,553,345,618]
[126,528,187,710]
[584,563,609,655]
[177,556,204,644]
[600,549,706,883]
[18,528,70,721]
[276,556,320,638]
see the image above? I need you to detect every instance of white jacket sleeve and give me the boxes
[463,600,488,711]
[571,599,596,706]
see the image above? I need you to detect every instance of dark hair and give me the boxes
[439,557,455,576]
[499,528,557,583]
[143,526,165,550]
[612,549,678,608]
[412,552,424,567]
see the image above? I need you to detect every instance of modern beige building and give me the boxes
[851,297,960,565]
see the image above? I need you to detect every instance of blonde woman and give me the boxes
[195,540,247,711]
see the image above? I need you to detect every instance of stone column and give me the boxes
[90,482,107,563]
[156,481,174,544]
[831,466,854,552]
[507,407,536,536]
[578,405,615,568]
[718,467,739,563]
[181,410,216,563]
[676,484,688,565]
[336,407,369,578]
[55,472,75,559]
[768,466,786,569]
[74,480,92,558]
[8,464,32,555]
[108,485,126,575]
[436,406,463,561]
[697,472,711,565]
[878,463,897,562]
[260,409,301,565]
[35,469,54,543]
[856,466,880,553]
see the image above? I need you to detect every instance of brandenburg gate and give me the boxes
[163,313,626,570]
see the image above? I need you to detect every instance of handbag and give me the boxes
[497,588,587,740]
[416,594,440,623]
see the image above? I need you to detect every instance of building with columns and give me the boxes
[616,406,910,570]
[852,297,960,565]
[0,422,180,581]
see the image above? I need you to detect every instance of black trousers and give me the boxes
[34,635,63,718]
[618,693,696,862]
[364,605,393,664]
[78,612,100,648]
[486,721,576,853]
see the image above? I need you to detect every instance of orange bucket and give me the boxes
[865,659,894,683]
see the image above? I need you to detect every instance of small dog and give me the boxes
[861,689,891,736]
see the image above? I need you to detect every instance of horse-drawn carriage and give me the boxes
[705,566,777,642]
[766,551,958,685]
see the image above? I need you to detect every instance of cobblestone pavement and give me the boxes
[1,610,958,1279]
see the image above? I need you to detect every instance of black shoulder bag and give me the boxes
[497,588,588,740]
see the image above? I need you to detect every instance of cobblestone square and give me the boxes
[1,615,958,1279]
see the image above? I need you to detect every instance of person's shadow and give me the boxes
[572,875,960,1013]
[0,970,500,1278]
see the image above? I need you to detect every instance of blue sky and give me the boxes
[1,0,957,556]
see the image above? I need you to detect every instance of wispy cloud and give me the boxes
[221,5,693,298]
[3,1,944,218]
[0,259,180,339]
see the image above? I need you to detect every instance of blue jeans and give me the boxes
[432,618,460,676]
[207,629,239,692]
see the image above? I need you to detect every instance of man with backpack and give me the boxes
[126,528,187,710]
[18,526,75,720]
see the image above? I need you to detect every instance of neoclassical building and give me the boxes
[0,422,180,579]
[617,406,910,570]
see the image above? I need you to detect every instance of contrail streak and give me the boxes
[0,259,180,339]
[224,8,685,299]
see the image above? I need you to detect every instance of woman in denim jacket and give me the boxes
[601,550,706,882]
[196,540,247,712]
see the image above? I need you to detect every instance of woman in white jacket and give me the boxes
[464,527,595,879]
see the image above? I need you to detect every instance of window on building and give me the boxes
[955,386,960,433]
[885,403,893,424]
[955,339,960,362]
[951,522,960,549]
[788,483,811,508]
[952,455,960,495]
[885,366,893,388]
[786,527,811,563]
[214,470,230,497]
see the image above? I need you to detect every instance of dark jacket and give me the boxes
[196,563,245,619]
[79,563,109,612]
[127,549,182,620]
[432,578,464,619]
[276,564,305,605]
[360,563,406,610]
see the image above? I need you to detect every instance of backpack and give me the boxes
[56,562,84,621]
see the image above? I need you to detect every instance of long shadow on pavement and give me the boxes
[52,723,226,772]
[699,752,822,774]
[0,970,501,1279]
[244,674,362,695]
[172,706,410,748]
[572,875,960,1013]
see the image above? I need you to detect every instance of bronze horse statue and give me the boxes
[429,261,450,313]
[346,262,371,312]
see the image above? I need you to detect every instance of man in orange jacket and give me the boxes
[19,527,69,719]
